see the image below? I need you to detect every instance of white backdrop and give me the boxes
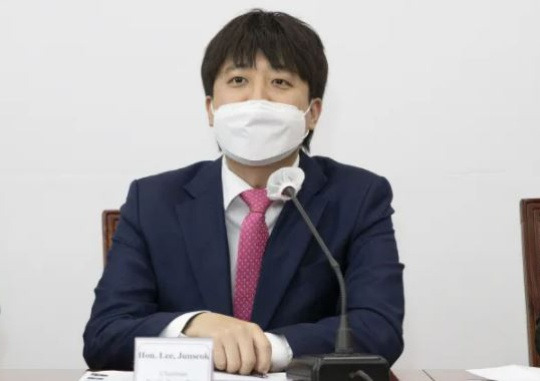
[1,0,539,370]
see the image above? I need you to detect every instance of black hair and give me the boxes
[201,9,328,151]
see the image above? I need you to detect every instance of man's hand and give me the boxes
[183,312,271,375]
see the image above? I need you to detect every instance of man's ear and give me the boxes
[307,98,323,131]
[205,96,214,126]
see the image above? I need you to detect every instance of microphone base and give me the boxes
[286,353,389,381]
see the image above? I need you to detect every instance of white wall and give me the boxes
[1,0,539,370]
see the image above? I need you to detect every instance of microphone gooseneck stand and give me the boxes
[282,186,389,381]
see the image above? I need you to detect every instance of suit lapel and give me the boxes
[175,158,233,315]
[251,153,328,328]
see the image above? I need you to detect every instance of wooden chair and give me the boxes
[102,210,120,265]
[521,198,540,366]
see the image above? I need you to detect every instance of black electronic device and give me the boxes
[287,354,389,381]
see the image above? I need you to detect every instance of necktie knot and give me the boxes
[241,189,272,214]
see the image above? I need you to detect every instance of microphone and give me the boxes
[267,167,390,381]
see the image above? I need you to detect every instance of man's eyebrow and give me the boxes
[272,67,293,73]
[222,63,250,73]
[220,63,296,75]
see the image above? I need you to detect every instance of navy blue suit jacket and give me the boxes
[83,153,405,370]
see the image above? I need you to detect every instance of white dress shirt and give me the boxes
[160,155,299,371]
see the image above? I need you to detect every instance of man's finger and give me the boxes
[213,342,227,371]
[253,329,272,374]
[223,337,241,374]
[237,333,257,375]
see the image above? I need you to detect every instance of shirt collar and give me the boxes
[221,154,301,210]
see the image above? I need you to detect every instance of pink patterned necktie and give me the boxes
[233,188,273,321]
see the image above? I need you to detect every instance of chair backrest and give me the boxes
[102,210,120,265]
[521,198,540,366]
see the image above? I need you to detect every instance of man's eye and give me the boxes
[273,78,292,87]
[229,76,246,85]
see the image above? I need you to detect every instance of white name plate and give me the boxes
[134,337,213,381]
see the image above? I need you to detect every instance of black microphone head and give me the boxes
[282,186,296,198]
[266,167,305,201]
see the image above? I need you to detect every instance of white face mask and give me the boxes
[211,100,311,166]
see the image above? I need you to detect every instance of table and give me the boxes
[0,369,84,381]
[392,369,433,380]
[0,369,486,381]
[424,370,488,380]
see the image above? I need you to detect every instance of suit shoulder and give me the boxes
[310,155,394,222]
[134,160,216,193]
[311,155,388,187]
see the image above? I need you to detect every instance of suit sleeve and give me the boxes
[83,181,180,370]
[269,176,405,365]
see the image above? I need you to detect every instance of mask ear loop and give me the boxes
[303,99,316,137]
[298,100,315,145]
[210,99,216,115]
[303,99,314,116]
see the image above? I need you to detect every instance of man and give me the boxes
[83,9,405,375]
